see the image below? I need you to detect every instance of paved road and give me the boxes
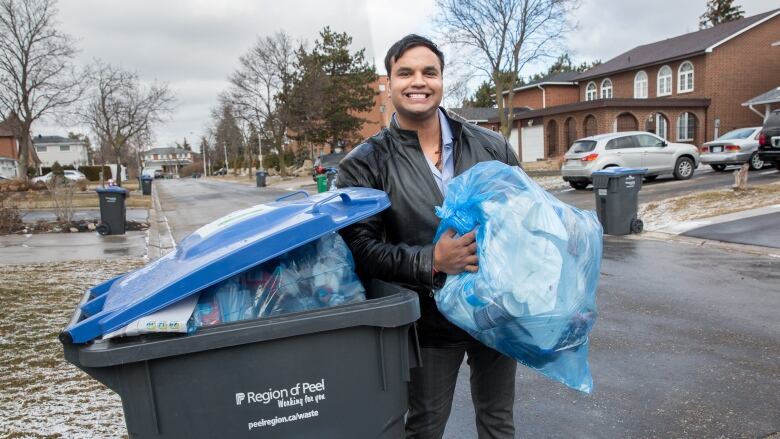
[155,177,779,438]
[445,237,779,438]
[154,178,294,243]
[683,212,780,249]
[553,166,780,210]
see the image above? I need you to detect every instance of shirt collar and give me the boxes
[390,108,454,147]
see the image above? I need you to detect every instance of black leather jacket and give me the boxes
[337,110,520,346]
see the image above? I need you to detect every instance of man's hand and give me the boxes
[433,228,478,274]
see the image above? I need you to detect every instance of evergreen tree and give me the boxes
[462,72,518,108]
[699,0,744,29]
[286,27,377,149]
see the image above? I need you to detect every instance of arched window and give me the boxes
[600,78,613,99]
[583,115,598,137]
[615,113,638,132]
[645,112,669,139]
[634,71,648,98]
[546,119,559,157]
[585,82,597,101]
[657,66,672,96]
[565,117,577,148]
[678,61,694,93]
[677,112,697,141]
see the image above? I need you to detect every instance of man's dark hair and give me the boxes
[384,34,445,77]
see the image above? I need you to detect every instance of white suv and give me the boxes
[561,131,700,190]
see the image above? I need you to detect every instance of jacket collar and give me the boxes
[388,107,463,146]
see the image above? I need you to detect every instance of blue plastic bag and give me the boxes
[190,232,366,329]
[434,161,602,393]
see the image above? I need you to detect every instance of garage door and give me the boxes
[521,126,544,162]
[508,128,519,158]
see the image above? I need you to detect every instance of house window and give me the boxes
[657,65,672,96]
[677,112,697,141]
[600,79,613,99]
[60,145,70,151]
[36,145,46,152]
[678,61,694,93]
[634,71,648,98]
[585,82,597,101]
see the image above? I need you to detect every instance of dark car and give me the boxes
[312,152,347,181]
[757,109,780,170]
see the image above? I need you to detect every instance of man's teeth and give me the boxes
[408,94,427,98]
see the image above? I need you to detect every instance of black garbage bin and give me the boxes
[95,186,129,236]
[140,175,153,195]
[591,167,647,235]
[255,170,268,187]
[61,188,420,439]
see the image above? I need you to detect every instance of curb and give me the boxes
[623,231,780,258]
[145,183,175,261]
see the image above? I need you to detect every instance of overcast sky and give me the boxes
[37,0,778,151]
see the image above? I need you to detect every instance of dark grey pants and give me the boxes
[405,342,517,439]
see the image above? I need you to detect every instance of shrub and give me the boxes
[179,161,203,177]
[78,165,112,181]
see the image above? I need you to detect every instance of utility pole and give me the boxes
[223,143,230,174]
[258,136,264,171]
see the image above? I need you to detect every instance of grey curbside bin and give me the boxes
[140,175,153,195]
[592,167,647,235]
[61,188,420,439]
[95,186,129,235]
[255,170,268,187]
[61,280,420,439]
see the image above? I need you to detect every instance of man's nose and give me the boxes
[410,72,426,86]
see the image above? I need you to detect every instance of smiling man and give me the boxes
[337,34,520,439]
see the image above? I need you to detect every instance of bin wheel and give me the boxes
[96,223,110,236]
[630,218,644,234]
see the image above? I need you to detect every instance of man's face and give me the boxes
[388,45,443,123]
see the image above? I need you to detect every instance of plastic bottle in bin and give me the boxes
[188,232,366,331]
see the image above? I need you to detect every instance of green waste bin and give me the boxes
[592,167,647,235]
[316,174,328,193]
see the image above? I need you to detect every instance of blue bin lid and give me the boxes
[65,188,390,343]
[96,186,130,194]
[140,175,153,180]
[591,167,647,176]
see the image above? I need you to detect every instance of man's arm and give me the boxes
[336,148,437,289]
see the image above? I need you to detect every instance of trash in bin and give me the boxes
[326,168,338,192]
[61,188,421,438]
[592,167,647,235]
[433,161,602,393]
[95,186,129,235]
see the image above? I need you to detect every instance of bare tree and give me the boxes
[0,0,83,179]
[227,31,296,176]
[436,0,576,137]
[80,61,175,186]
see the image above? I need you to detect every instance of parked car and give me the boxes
[213,168,227,176]
[312,152,347,181]
[561,131,700,190]
[699,126,764,171]
[31,170,87,184]
[757,109,780,170]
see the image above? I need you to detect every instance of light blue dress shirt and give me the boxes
[394,109,455,196]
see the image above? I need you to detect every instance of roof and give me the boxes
[144,147,193,155]
[0,113,22,137]
[742,86,780,106]
[32,135,81,144]
[503,71,581,95]
[448,107,530,123]
[578,9,780,80]
[507,97,710,120]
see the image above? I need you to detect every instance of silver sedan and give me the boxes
[699,127,765,171]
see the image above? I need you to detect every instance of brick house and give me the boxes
[0,112,40,177]
[496,9,780,162]
[142,147,197,175]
